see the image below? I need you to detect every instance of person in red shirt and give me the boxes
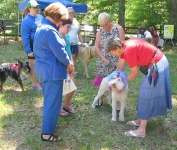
[150,26,159,47]
[105,37,172,138]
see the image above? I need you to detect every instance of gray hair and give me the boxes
[67,7,75,13]
[98,12,111,26]
[105,37,123,53]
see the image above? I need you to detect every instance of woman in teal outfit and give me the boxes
[58,19,76,116]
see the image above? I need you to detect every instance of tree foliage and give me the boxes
[1,0,177,39]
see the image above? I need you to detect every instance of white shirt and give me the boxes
[144,30,152,38]
[68,19,79,44]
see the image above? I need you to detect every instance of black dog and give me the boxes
[0,60,30,92]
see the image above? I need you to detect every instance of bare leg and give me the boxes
[72,54,76,66]
[28,59,37,86]
[62,74,76,113]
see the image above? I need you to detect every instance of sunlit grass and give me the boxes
[0,40,177,149]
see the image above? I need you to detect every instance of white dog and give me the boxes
[92,71,128,121]
[76,40,96,78]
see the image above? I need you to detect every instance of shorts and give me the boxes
[71,45,78,54]
[27,39,35,59]
[27,55,35,59]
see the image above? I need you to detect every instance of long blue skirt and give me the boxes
[136,54,172,120]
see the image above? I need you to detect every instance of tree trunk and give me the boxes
[118,0,125,28]
[169,0,177,39]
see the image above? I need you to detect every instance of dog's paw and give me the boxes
[119,117,124,122]
[111,118,117,122]
[91,104,96,109]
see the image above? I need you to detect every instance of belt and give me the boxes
[150,49,158,65]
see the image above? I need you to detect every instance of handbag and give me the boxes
[63,75,77,96]
[139,49,158,76]
[139,65,148,75]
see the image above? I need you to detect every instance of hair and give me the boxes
[23,7,30,17]
[57,18,72,30]
[151,26,154,30]
[44,2,68,23]
[62,18,72,25]
[67,7,75,13]
[105,37,124,53]
[98,12,111,26]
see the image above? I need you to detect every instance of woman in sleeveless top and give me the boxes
[95,12,125,77]
[94,12,125,107]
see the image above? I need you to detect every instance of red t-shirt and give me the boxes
[120,38,163,68]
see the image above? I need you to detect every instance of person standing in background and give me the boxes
[144,29,152,44]
[150,26,159,47]
[21,0,43,91]
[137,24,146,39]
[67,7,85,66]
[33,2,74,142]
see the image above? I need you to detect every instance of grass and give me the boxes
[0,39,177,150]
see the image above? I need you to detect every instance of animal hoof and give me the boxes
[111,118,117,122]
[119,118,124,121]
[91,105,96,109]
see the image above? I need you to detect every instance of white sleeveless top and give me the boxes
[68,19,79,44]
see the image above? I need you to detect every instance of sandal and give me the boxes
[60,108,70,117]
[41,133,62,142]
[62,106,76,114]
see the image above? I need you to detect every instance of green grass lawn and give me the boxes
[0,40,177,150]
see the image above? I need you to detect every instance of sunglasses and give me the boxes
[32,6,39,9]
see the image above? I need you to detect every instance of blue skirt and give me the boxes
[136,54,172,120]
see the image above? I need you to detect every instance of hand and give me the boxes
[81,43,86,47]
[104,59,110,65]
[67,62,74,75]
[28,52,34,56]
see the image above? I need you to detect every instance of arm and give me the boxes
[116,58,126,70]
[116,58,139,82]
[127,66,139,82]
[118,25,125,41]
[77,23,85,46]
[94,29,109,65]
[21,21,33,54]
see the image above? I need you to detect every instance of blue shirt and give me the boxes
[21,14,43,54]
[33,18,70,80]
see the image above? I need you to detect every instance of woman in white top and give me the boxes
[67,7,85,64]
[144,30,152,44]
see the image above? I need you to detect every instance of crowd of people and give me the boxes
[137,24,163,48]
[20,0,172,142]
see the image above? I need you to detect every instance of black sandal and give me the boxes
[41,133,62,142]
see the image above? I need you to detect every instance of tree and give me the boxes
[169,0,177,39]
[118,0,125,27]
